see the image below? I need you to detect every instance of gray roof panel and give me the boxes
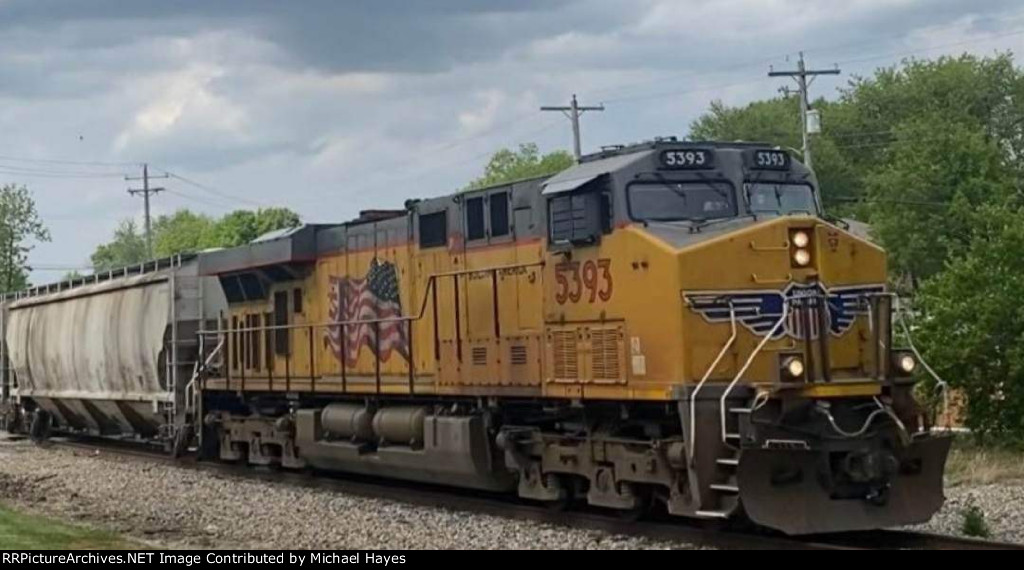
[541,149,653,195]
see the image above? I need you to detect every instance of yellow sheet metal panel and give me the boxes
[6,272,171,401]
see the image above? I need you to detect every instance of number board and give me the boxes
[659,149,714,169]
[750,149,790,170]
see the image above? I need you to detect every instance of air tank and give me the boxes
[372,407,427,446]
[321,404,374,441]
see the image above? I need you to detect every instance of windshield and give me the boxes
[746,183,818,215]
[628,180,735,222]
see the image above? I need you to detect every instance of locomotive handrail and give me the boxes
[196,261,546,336]
[860,290,951,430]
[687,298,736,465]
[185,333,225,416]
[720,300,790,446]
[196,260,545,395]
[891,293,951,430]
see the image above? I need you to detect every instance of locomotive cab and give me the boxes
[537,140,951,533]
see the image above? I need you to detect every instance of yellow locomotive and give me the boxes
[0,138,951,535]
[193,139,949,534]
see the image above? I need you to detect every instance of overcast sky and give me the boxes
[2,0,1024,281]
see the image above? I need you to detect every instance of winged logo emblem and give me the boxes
[684,282,885,340]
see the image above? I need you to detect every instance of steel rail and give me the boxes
[40,436,1024,551]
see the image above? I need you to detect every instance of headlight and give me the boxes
[791,230,810,248]
[793,248,811,266]
[895,353,917,374]
[783,356,805,378]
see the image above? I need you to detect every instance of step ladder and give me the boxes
[684,295,790,520]
[695,405,748,519]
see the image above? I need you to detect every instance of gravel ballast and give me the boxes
[0,437,695,550]
[911,482,1024,543]
[3,436,1021,548]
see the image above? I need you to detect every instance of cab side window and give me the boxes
[419,211,447,248]
[490,191,509,238]
[466,197,485,241]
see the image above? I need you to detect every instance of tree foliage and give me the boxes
[914,206,1024,443]
[91,207,301,272]
[466,143,573,190]
[0,184,50,291]
[90,220,148,272]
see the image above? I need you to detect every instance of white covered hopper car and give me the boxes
[0,255,226,447]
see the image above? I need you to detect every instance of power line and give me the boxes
[126,163,168,259]
[153,167,267,209]
[834,26,1024,68]
[163,187,238,211]
[769,52,841,170]
[540,94,605,161]
[0,154,136,167]
[0,169,126,179]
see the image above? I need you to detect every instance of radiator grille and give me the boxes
[590,328,622,381]
[551,330,579,380]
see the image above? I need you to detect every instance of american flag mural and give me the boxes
[325,258,409,365]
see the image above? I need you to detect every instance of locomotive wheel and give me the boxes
[615,487,654,522]
[198,424,220,460]
[28,410,52,443]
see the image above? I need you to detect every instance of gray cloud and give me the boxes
[0,1,1022,281]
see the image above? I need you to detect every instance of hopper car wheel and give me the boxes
[2,407,23,434]
[29,410,51,443]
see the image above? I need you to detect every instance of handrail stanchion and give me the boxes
[375,321,382,395]
[340,323,347,393]
[688,300,736,465]
[308,324,315,393]
[407,320,415,395]
[720,301,790,445]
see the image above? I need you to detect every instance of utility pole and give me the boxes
[541,94,605,161]
[769,52,840,170]
[126,163,168,259]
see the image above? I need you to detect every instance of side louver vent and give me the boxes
[590,328,622,382]
[510,345,528,366]
[471,346,488,366]
[551,330,579,380]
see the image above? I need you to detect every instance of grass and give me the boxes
[960,497,991,538]
[0,505,136,549]
[945,437,1024,486]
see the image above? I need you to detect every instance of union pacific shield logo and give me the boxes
[684,283,885,340]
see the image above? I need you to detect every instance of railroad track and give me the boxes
[43,436,1024,550]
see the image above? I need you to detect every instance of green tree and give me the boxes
[90,207,302,270]
[0,184,50,291]
[689,97,801,145]
[253,207,301,237]
[863,115,1014,283]
[209,207,301,247]
[152,210,217,258]
[466,143,573,189]
[914,205,1024,443]
[90,220,147,272]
